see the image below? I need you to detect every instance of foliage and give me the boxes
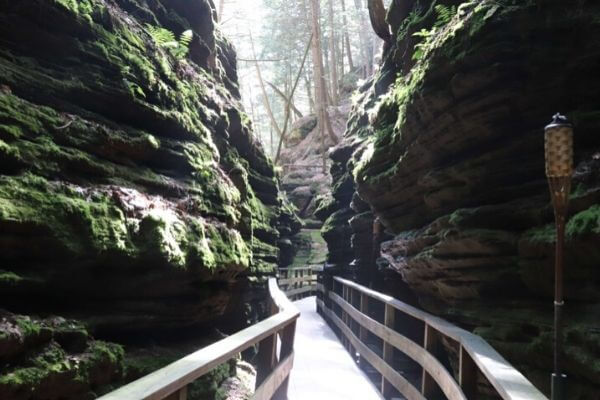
[433,4,457,28]
[412,4,457,61]
[144,24,193,59]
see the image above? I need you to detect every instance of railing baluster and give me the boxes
[273,320,297,400]
[256,333,277,387]
[382,303,395,397]
[460,345,478,399]
[164,386,188,400]
[421,323,441,397]
[346,287,355,356]
[342,284,349,348]
[359,292,369,368]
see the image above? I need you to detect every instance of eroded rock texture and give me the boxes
[0,0,294,397]
[325,0,600,397]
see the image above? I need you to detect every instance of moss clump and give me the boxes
[0,270,23,285]
[138,210,188,268]
[521,224,555,244]
[14,316,43,337]
[566,205,600,238]
[0,331,124,397]
[0,174,131,257]
[0,138,21,161]
[523,206,600,244]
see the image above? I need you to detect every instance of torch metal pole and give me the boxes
[549,177,569,400]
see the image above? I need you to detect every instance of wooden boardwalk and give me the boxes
[288,296,384,400]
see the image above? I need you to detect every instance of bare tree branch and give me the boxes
[266,81,304,119]
[249,30,283,138]
[274,33,314,163]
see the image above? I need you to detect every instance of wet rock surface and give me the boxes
[325,1,600,397]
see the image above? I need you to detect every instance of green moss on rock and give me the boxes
[567,205,600,238]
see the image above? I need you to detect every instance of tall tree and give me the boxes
[328,0,340,105]
[309,0,338,172]
[367,0,391,42]
[340,0,355,71]
[218,0,225,21]
[249,31,282,139]
[353,0,373,77]
[274,34,313,163]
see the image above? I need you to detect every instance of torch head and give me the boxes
[545,113,574,178]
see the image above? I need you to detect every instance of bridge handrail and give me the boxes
[99,278,299,400]
[317,276,548,400]
[278,267,317,300]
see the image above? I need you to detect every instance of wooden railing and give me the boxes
[278,267,317,300]
[316,276,548,400]
[99,278,299,400]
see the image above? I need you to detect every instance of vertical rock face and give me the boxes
[0,0,294,397]
[327,0,600,397]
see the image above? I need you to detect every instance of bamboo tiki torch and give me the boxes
[544,113,573,400]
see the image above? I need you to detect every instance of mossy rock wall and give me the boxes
[328,0,600,398]
[0,0,296,398]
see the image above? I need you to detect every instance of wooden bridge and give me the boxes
[99,267,548,400]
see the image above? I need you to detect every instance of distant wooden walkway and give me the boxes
[288,296,383,400]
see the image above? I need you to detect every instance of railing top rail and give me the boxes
[278,267,313,272]
[331,276,547,400]
[269,277,298,312]
[99,278,299,400]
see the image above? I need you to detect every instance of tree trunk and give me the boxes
[353,0,372,77]
[323,33,333,103]
[367,0,391,41]
[218,0,225,21]
[304,74,315,114]
[328,0,340,105]
[309,0,338,172]
[341,0,355,71]
[274,34,313,163]
[339,31,345,77]
[249,31,282,138]
[270,123,274,156]
[247,83,258,140]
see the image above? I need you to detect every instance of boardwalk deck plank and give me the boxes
[288,297,384,400]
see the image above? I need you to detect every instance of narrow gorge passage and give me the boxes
[1,0,599,400]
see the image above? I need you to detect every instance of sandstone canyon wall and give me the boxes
[320,1,600,398]
[0,0,295,398]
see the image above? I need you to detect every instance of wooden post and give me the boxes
[359,292,369,368]
[342,285,349,348]
[345,287,355,356]
[300,269,304,299]
[381,303,395,396]
[273,321,297,400]
[351,288,359,335]
[421,324,442,397]
[459,345,478,399]
[164,387,187,400]
[256,333,277,387]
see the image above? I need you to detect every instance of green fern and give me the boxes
[179,30,193,48]
[145,24,193,59]
[411,4,457,61]
[172,30,193,59]
[433,4,457,28]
